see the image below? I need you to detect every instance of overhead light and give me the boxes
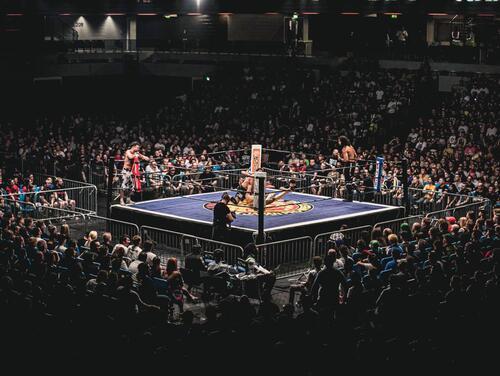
[428,13,448,16]
[7,13,23,16]
[106,13,125,16]
[187,13,202,16]
[137,13,157,16]
[164,14,178,19]
[341,12,359,16]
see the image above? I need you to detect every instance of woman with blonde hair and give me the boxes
[84,230,98,247]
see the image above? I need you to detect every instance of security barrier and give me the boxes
[140,226,185,264]
[313,225,373,257]
[255,236,314,279]
[181,233,244,266]
[373,216,424,234]
[140,225,244,266]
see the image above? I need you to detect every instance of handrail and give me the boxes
[313,225,373,245]
[1,185,97,199]
[255,236,313,248]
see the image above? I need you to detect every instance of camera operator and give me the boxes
[212,193,236,241]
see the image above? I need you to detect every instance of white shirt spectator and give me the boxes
[86,278,100,292]
[486,125,497,137]
[207,260,230,273]
[126,245,142,261]
[415,140,427,152]
[408,131,418,144]
[479,87,489,95]
[387,100,399,114]
[128,260,142,275]
[376,89,384,101]
[448,135,457,146]
[145,163,160,175]
[112,243,127,257]
[143,251,156,266]
[333,258,345,270]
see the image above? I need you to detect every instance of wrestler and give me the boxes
[120,142,150,205]
[230,173,255,205]
[338,136,358,201]
[230,168,289,208]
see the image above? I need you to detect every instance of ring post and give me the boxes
[255,171,266,244]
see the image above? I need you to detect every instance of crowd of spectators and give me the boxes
[0,67,498,209]
[1,197,499,371]
[0,175,76,216]
[0,64,499,372]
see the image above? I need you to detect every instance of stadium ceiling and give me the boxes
[3,0,500,16]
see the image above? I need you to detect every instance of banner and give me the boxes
[374,156,384,192]
[251,144,262,173]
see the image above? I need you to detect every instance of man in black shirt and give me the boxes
[311,252,347,315]
[212,193,235,241]
[184,243,208,290]
[184,244,207,278]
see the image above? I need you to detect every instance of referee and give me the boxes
[212,193,235,241]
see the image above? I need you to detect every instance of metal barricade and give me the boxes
[1,197,87,225]
[141,226,185,265]
[313,225,373,258]
[426,199,491,221]
[214,169,247,190]
[140,226,244,266]
[2,185,97,215]
[373,215,424,234]
[30,206,85,223]
[29,173,98,213]
[59,215,140,247]
[88,215,140,237]
[373,190,403,206]
[0,197,38,218]
[181,234,244,266]
[255,236,313,279]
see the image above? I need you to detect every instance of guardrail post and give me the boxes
[255,171,266,244]
[106,157,115,222]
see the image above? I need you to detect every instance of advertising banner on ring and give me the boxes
[251,144,262,173]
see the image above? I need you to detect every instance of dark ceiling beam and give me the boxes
[2,0,499,16]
